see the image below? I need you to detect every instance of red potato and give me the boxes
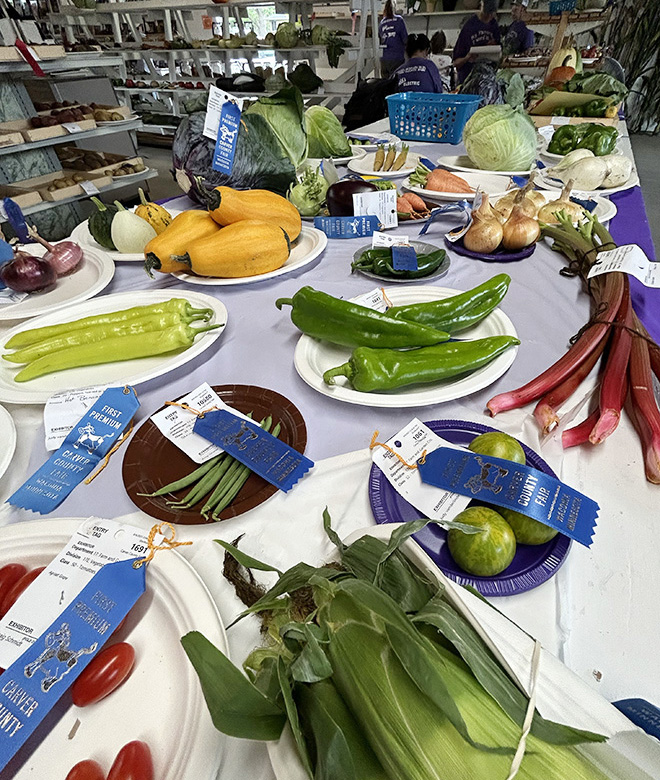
[0,567,46,617]
[71,642,136,707]
[108,741,154,780]
[0,564,27,606]
[65,759,106,780]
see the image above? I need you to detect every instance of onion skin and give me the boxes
[0,252,57,293]
[43,241,83,276]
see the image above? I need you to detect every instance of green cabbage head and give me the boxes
[462,104,537,172]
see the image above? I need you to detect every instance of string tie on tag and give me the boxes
[369,430,426,467]
[84,421,134,484]
[379,287,393,308]
[164,400,220,419]
[134,522,192,568]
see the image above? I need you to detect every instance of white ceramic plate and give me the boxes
[0,403,16,480]
[112,166,154,180]
[537,125,623,162]
[70,208,182,263]
[348,131,400,152]
[347,151,419,179]
[491,189,618,223]
[537,167,640,197]
[0,289,227,404]
[0,247,115,322]
[403,172,514,202]
[171,226,328,287]
[328,146,367,165]
[0,518,226,780]
[293,285,518,408]
[437,155,536,177]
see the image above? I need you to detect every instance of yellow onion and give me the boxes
[502,204,540,251]
[463,211,503,254]
[537,180,585,224]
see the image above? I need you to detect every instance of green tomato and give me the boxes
[468,431,526,464]
[447,506,516,577]
[496,507,559,545]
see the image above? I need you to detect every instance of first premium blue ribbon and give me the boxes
[8,386,140,515]
[417,447,599,547]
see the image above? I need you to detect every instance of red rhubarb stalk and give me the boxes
[487,272,625,416]
[589,281,633,444]
[533,336,607,435]
[628,326,660,484]
[562,409,600,449]
[632,312,660,381]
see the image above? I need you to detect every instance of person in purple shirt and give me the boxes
[379,0,408,79]
[503,0,535,55]
[394,34,443,93]
[452,0,501,84]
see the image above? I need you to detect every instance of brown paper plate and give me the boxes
[122,384,307,525]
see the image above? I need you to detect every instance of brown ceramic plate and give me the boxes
[122,384,307,525]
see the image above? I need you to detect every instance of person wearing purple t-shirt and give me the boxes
[452,0,501,84]
[379,0,408,78]
[394,33,443,93]
[503,0,535,54]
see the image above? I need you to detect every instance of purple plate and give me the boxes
[445,235,536,263]
[368,419,571,597]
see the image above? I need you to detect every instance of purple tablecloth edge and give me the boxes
[609,186,660,343]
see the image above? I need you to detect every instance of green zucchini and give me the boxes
[87,197,118,250]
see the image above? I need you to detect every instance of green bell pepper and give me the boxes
[577,124,618,156]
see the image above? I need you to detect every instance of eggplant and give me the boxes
[326,179,379,216]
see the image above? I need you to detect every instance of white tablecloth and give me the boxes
[0,121,658,780]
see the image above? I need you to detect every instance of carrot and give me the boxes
[399,192,428,212]
[396,197,414,213]
[425,168,474,193]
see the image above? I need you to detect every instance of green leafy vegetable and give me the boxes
[462,102,537,171]
[289,62,323,93]
[287,166,329,216]
[564,72,628,103]
[275,21,299,48]
[245,86,308,168]
[304,106,351,158]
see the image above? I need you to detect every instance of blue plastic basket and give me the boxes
[386,92,482,144]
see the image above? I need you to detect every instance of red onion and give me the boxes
[0,251,57,293]
[27,225,83,276]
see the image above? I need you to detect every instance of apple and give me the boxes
[468,431,526,464]
[447,506,516,577]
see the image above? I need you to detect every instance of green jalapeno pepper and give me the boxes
[352,248,446,280]
[13,322,221,383]
[275,286,449,349]
[323,336,520,392]
[385,274,510,330]
[5,298,214,350]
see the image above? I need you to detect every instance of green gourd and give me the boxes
[87,197,118,250]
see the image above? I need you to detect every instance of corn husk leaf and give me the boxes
[322,506,346,552]
[244,646,286,701]
[414,595,606,746]
[282,622,334,683]
[277,656,314,778]
[215,538,283,574]
[181,631,286,740]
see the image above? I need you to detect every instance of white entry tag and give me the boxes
[372,230,409,248]
[353,189,398,229]
[550,116,571,126]
[0,518,162,669]
[203,85,244,141]
[150,382,251,464]
[587,244,660,287]
[61,122,82,133]
[80,180,99,195]
[371,418,471,522]
[0,289,28,306]
[44,386,107,451]
[350,287,389,312]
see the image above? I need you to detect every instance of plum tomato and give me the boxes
[0,564,27,606]
[71,642,135,707]
[0,567,46,617]
[107,740,154,780]
[65,759,106,780]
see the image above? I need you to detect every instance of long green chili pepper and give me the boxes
[323,336,520,392]
[385,274,511,330]
[275,286,449,349]
[13,322,221,383]
[352,248,446,280]
[4,310,212,365]
[5,298,215,350]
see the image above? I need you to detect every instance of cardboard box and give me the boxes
[54,147,143,175]
[0,45,66,61]
[9,170,112,202]
[0,186,42,210]
[0,131,24,149]
[91,104,135,121]
[531,115,619,128]
[0,118,98,143]
[529,91,620,124]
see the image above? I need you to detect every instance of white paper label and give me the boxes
[0,518,161,668]
[372,231,409,248]
[0,288,28,305]
[371,419,471,522]
[203,85,244,141]
[150,382,252,463]
[353,190,398,230]
[550,116,572,126]
[80,180,99,195]
[18,20,43,44]
[0,202,8,220]
[350,287,388,313]
[44,386,107,451]
[587,244,660,287]
[61,122,82,133]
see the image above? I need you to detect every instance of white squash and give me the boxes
[110,201,157,254]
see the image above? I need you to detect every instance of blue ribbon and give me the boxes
[418,201,469,236]
[314,214,380,239]
[417,447,599,547]
[212,100,242,175]
[392,244,418,271]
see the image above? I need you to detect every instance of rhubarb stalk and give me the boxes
[628,325,660,483]
[562,409,600,449]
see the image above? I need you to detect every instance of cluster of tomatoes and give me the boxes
[0,564,153,779]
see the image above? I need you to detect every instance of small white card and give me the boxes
[80,180,99,195]
[587,244,660,287]
[203,85,244,141]
[550,116,572,126]
[371,418,471,522]
[0,518,161,669]
[350,287,388,313]
[61,122,82,133]
[44,386,107,450]
[353,190,398,230]
[372,230,409,248]
[0,289,28,306]
[150,382,251,463]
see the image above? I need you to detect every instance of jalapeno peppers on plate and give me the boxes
[351,247,447,280]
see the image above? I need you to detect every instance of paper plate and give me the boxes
[0,290,227,405]
[293,285,518,408]
[171,226,327,286]
[122,384,307,524]
[351,240,450,283]
[0,247,115,322]
[0,517,226,780]
[368,419,572,596]
[347,151,419,179]
[445,235,537,263]
[0,403,16,481]
[348,131,400,151]
[402,172,514,202]
[536,167,640,197]
[437,155,536,177]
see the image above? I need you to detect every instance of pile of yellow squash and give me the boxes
[143,187,302,279]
